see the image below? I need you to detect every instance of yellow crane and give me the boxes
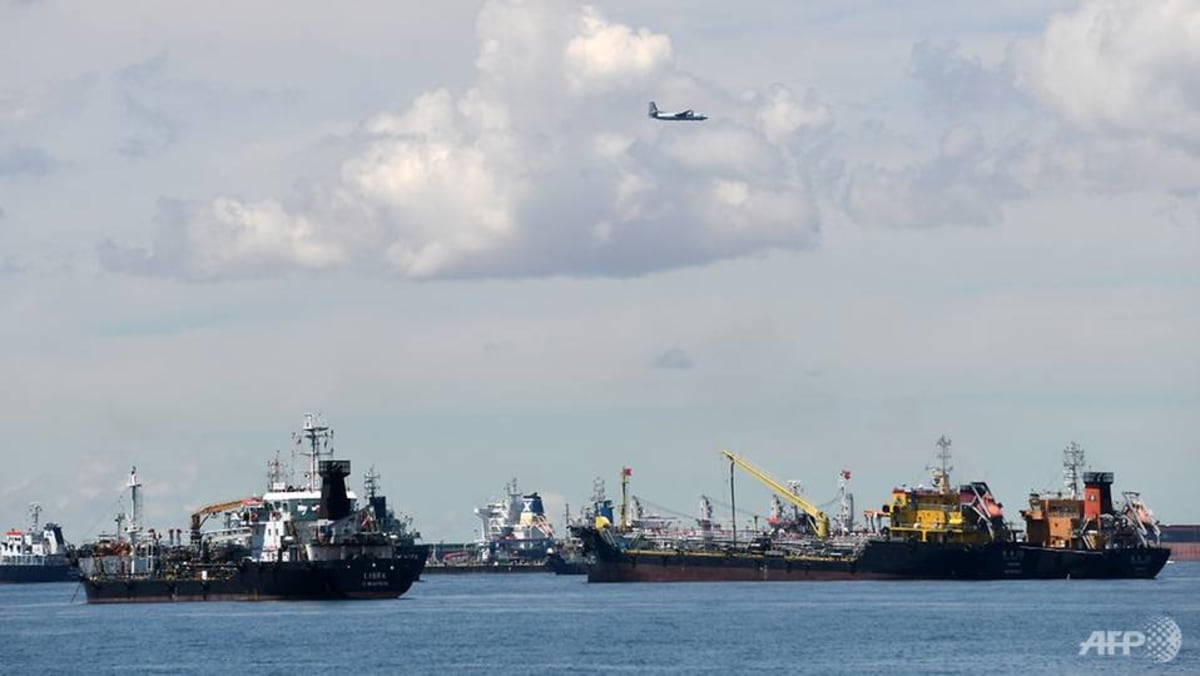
[721,450,830,539]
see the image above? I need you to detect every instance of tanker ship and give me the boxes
[424,479,558,573]
[78,414,428,602]
[1160,524,1200,561]
[1,503,77,583]
[575,438,1170,582]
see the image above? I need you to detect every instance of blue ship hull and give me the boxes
[0,563,78,583]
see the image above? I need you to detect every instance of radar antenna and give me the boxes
[364,466,381,500]
[1063,441,1086,499]
[294,413,333,491]
[266,450,290,491]
[928,435,954,494]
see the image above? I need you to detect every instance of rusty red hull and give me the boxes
[587,557,906,582]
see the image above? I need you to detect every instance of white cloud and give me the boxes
[564,6,673,93]
[1013,0,1200,147]
[663,123,778,174]
[699,179,817,245]
[83,0,1200,278]
[839,1,1200,230]
[886,2,1200,207]
[186,197,348,275]
[99,0,826,280]
[752,84,833,144]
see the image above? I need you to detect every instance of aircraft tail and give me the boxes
[648,101,658,117]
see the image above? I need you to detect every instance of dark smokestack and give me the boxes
[319,460,352,521]
[370,496,388,524]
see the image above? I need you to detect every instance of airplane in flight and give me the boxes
[648,101,707,122]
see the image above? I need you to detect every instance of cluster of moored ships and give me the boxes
[2,416,1193,601]
[575,440,1172,582]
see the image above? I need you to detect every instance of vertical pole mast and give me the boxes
[128,466,142,544]
[729,458,737,546]
[619,467,630,532]
[298,413,332,492]
[932,435,953,494]
[1063,441,1085,499]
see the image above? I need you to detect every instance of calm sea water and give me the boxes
[3,563,1198,674]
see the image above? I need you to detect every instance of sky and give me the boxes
[1,0,1197,542]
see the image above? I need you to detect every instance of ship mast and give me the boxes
[728,459,737,545]
[1063,441,1086,499]
[127,466,143,544]
[267,450,290,491]
[583,477,606,525]
[930,435,954,494]
[591,477,606,505]
[620,467,632,532]
[364,466,381,500]
[28,502,41,532]
[294,413,333,492]
[836,470,854,535]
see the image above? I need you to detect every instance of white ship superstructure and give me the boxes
[0,502,76,583]
[78,413,430,602]
[473,479,554,562]
[194,414,416,564]
[1,504,70,567]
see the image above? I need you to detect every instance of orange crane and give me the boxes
[189,497,259,545]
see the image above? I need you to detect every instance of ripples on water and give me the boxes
[3,563,1197,674]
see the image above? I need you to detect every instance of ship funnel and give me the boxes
[1083,471,1114,520]
[524,493,545,516]
[318,460,352,521]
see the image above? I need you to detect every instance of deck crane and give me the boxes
[721,450,831,539]
[189,497,258,546]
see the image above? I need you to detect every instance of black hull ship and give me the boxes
[0,566,77,584]
[575,439,1169,583]
[546,550,587,575]
[79,414,429,603]
[576,528,1169,582]
[1,560,78,583]
[1,505,77,584]
[83,555,427,603]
